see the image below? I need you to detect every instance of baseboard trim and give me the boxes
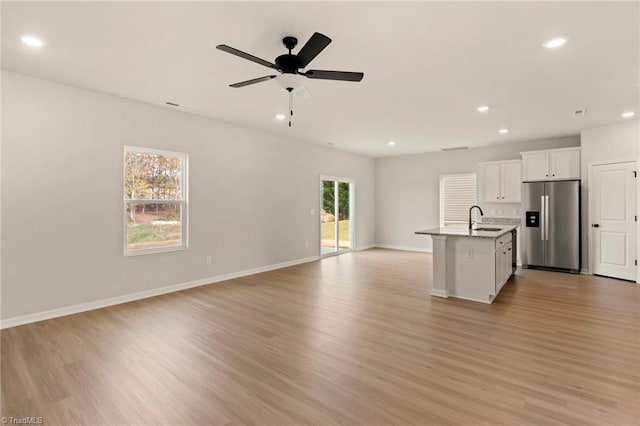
[445,293,492,304]
[0,255,320,330]
[355,244,377,251]
[430,289,448,298]
[580,268,590,275]
[375,244,432,253]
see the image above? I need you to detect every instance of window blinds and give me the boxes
[442,174,477,224]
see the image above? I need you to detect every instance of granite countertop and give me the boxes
[415,225,518,239]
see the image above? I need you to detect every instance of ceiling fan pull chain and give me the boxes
[287,87,293,127]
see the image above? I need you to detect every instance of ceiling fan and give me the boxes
[216,32,364,88]
[216,32,364,126]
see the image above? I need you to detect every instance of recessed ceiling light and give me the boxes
[477,105,490,112]
[543,37,567,49]
[388,141,396,146]
[621,111,635,118]
[21,35,45,48]
[498,128,509,134]
[275,114,286,121]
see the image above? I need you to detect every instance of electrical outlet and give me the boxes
[304,241,309,248]
[513,208,519,216]
[498,209,503,216]
[206,255,212,265]
[310,209,315,215]
[491,209,497,215]
[467,248,474,259]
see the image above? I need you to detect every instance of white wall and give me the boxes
[1,71,375,320]
[580,119,640,275]
[375,136,580,252]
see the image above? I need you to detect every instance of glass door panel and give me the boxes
[321,180,337,254]
[338,182,351,250]
[320,179,353,256]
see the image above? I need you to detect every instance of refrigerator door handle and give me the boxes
[540,195,546,241]
[545,195,550,241]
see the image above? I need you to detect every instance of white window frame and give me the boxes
[439,173,478,228]
[123,146,189,256]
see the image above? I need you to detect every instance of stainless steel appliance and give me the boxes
[522,180,581,272]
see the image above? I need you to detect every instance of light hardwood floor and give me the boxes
[2,249,639,425]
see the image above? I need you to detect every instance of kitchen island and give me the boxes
[415,226,517,303]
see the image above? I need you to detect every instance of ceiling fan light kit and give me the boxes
[217,32,364,127]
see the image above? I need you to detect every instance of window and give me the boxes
[440,173,477,227]
[124,146,188,255]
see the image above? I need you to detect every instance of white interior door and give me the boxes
[592,161,636,281]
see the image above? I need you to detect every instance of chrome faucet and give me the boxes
[468,205,484,229]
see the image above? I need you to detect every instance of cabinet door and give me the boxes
[481,164,502,203]
[516,227,521,265]
[550,149,580,179]
[504,242,513,282]
[522,152,550,181]
[494,249,502,294]
[501,162,522,202]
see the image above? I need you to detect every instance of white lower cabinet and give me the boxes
[431,229,516,303]
[494,238,513,294]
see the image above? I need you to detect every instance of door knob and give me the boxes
[592,224,600,228]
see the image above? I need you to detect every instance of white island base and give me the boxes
[417,226,517,304]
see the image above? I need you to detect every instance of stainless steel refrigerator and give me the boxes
[522,180,581,272]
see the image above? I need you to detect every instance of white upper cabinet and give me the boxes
[479,160,521,203]
[501,161,522,202]
[522,152,550,181]
[521,147,581,182]
[481,163,501,202]
[550,149,581,180]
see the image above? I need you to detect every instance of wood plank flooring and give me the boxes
[2,248,639,425]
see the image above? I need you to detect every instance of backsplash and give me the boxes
[480,217,521,225]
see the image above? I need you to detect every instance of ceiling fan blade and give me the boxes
[296,32,332,68]
[229,75,277,88]
[216,45,276,69]
[304,70,364,82]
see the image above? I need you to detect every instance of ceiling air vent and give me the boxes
[573,108,587,117]
[441,146,469,152]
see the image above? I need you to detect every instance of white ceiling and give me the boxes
[2,1,639,157]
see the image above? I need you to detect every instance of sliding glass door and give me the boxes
[320,177,353,255]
